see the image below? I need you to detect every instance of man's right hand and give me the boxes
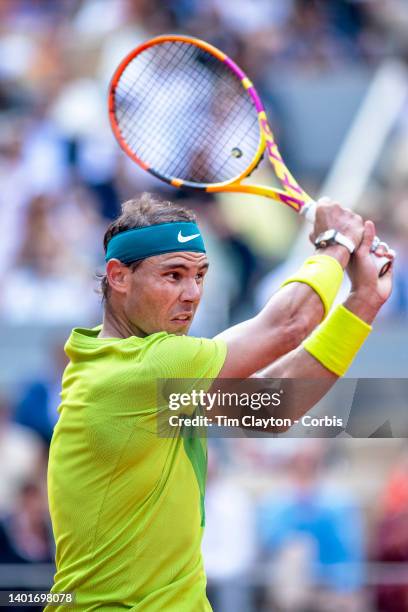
[216,198,366,378]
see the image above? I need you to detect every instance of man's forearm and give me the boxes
[254,289,380,430]
[252,341,337,431]
[216,246,350,378]
[256,244,349,331]
[261,287,378,378]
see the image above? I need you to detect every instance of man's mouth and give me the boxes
[171,313,192,322]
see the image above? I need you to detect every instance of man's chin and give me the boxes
[168,319,192,335]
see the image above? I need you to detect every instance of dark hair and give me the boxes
[100,193,196,302]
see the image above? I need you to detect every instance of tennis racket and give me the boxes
[108,34,394,275]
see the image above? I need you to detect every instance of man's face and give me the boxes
[124,251,209,336]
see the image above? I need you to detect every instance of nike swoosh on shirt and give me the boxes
[177,231,200,243]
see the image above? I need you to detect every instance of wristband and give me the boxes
[302,304,372,376]
[281,255,344,318]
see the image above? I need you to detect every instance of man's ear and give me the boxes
[106,259,130,295]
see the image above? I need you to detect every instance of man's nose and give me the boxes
[180,279,201,303]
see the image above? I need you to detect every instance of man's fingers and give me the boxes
[374,242,389,257]
[357,220,376,256]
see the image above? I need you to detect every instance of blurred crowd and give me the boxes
[1,0,408,610]
[0,0,408,327]
[203,439,408,612]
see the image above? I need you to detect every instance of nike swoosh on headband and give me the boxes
[177,231,201,243]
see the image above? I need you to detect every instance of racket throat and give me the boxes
[206,183,304,212]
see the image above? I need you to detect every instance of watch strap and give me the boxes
[315,230,355,254]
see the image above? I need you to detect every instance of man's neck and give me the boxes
[99,304,145,339]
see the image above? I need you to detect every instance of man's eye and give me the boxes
[167,272,180,280]
[195,273,204,282]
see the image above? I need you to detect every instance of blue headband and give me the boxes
[105,222,206,263]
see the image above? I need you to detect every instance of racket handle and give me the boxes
[301,200,395,277]
[301,200,318,224]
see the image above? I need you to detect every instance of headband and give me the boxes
[105,222,206,263]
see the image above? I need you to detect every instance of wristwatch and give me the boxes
[314,229,355,254]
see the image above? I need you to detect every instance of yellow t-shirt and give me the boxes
[46,327,227,611]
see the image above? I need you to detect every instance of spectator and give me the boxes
[372,447,408,611]
[0,480,53,565]
[0,480,54,612]
[13,341,67,446]
[0,194,101,324]
[258,443,365,611]
[203,445,257,612]
[0,397,45,514]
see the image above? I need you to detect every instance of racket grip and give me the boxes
[301,200,395,277]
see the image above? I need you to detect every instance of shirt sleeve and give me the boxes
[151,334,227,381]
[149,335,227,417]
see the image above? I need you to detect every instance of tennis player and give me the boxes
[46,193,392,611]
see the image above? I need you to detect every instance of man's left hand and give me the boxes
[347,220,393,323]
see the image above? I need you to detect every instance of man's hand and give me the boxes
[311,198,365,246]
[309,198,365,268]
[346,220,393,324]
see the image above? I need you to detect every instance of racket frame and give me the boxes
[108,34,394,275]
[108,34,314,215]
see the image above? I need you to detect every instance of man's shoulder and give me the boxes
[149,333,224,356]
[148,334,227,380]
[63,327,226,379]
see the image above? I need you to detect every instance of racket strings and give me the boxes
[120,45,220,164]
[117,41,188,123]
[188,77,261,180]
[112,41,260,184]
[159,64,255,181]
[117,43,191,145]
[187,105,254,182]
[118,45,215,172]
[122,45,258,182]
[119,51,191,159]
[119,43,256,180]
[212,116,262,181]
[136,49,221,171]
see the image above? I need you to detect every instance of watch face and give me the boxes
[315,229,354,253]
[315,229,337,248]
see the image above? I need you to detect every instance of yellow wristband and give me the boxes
[281,255,344,318]
[302,304,372,376]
